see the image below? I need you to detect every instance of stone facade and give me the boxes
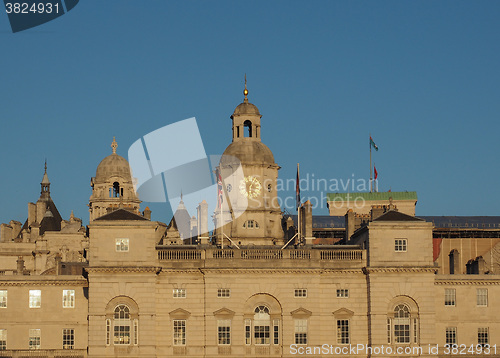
[0,88,499,358]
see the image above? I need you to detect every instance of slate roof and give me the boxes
[373,210,424,222]
[94,208,148,221]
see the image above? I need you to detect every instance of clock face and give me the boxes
[239,176,262,199]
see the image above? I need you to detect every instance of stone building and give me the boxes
[0,85,499,358]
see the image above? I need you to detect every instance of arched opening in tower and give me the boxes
[244,120,252,138]
[113,182,120,198]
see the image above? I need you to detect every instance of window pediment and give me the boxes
[213,307,235,318]
[169,308,191,319]
[290,307,312,318]
[333,308,354,318]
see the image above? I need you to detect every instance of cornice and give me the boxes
[363,267,437,274]
[435,279,500,285]
[85,266,160,274]
[159,268,364,275]
[0,278,87,286]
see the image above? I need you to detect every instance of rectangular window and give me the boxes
[0,329,6,350]
[63,290,75,308]
[173,288,186,298]
[255,325,270,345]
[62,329,74,349]
[477,288,488,307]
[445,289,456,306]
[337,319,350,344]
[336,289,349,298]
[29,329,41,350]
[217,319,231,345]
[273,319,279,345]
[114,323,130,345]
[294,320,307,345]
[387,318,391,344]
[29,290,41,308]
[395,239,407,252]
[173,320,186,346]
[446,327,457,345]
[115,238,129,252]
[217,288,230,298]
[106,319,111,346]
[294,289,307,298]
[245,319,251,345]
[0,290,6,308]
[133,319,138,345]
[478,327,489,346]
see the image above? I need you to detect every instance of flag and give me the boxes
[296,163,301,211]
[370,136,378,151]
[216,168,223,208]
[374,166,378,180]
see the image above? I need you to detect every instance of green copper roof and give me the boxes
[326,191,417,202]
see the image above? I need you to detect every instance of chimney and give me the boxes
[28,202,36,225]
[36,201,46,224]
[197,200,209,244]
[55,254,62,275]
[143,207,151,220]
[16,256,24,275]
[0,224,12,243]
[345,209,355,242]
[303,200,314,245]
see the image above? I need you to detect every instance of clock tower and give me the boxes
[216,80,284,246]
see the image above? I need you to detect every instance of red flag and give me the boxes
[374,166,378,180]
[296,163,301,210]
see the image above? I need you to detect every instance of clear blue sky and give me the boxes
[1,1,499,226]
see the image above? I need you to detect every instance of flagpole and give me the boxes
[369,135,372,193]
[221,198,223,249]
[297,163,301,245]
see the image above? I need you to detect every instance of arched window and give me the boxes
[113,305,130,345]
[253,306,270,345]
[387,302,418,345]
[105,298,139,346]
[244,120,252,137]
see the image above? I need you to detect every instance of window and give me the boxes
[115,238,129,252]
[446,327,457,345]
[218,320,231,345]
[273,319,279,345]
[294,289,307,298]
[243,220,259,229]
[29,290,41,308]
[393,304,410,344]
[245,319,251,345]
[29,329,41,349]
[0,329,6,350]
[337,289,349,298]
[395,239,407,252]
[478,328,489,346]
[133,319,138,345]
[294,320,307,345]
[63,329,74,349]
[106,319,111,345]
[254,306,270,345]
[477,288,488,307]
[337,320,350,344]
[63,290,75,308]
[173,288,186,298]
[217,288,230,298]
[173,320,186,346]
[0,290,6,308]
[445,289,456,306]
[113,305,130,345]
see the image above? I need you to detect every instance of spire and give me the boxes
[40,161,50,197]
[243,73,248,103]
[111,137,118,154]
[41,160,50,184]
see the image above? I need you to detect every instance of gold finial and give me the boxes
[111,137,118,154]
[243,73,248,102]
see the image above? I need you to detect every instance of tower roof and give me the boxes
[231,75,261,117]
[95,137,132,182]
[41,161,50,184]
